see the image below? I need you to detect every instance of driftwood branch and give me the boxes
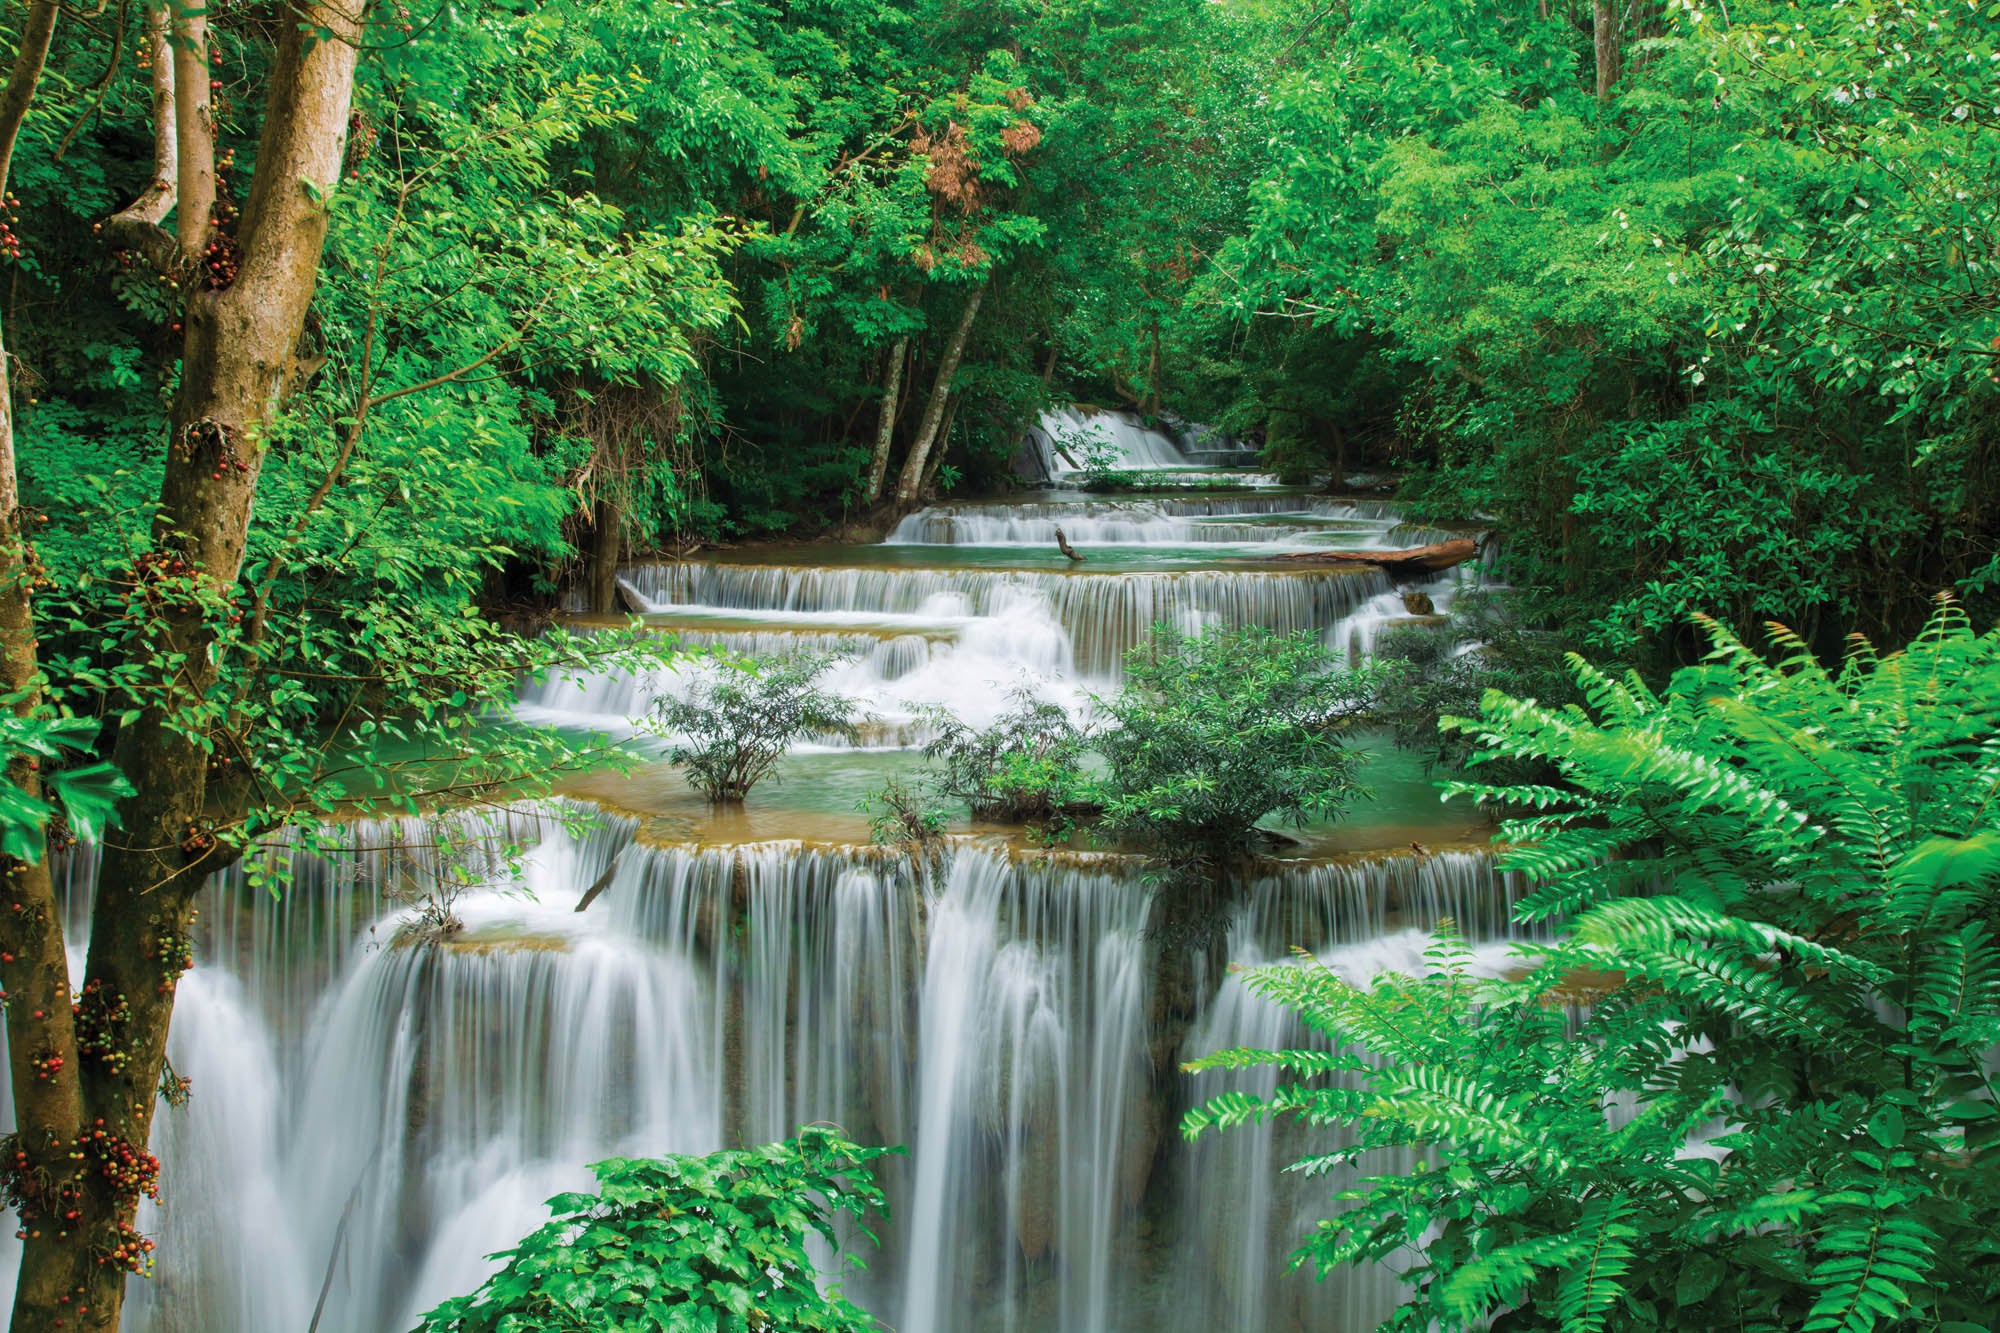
[1278,537,1480,577]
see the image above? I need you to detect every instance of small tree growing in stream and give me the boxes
[918,685,1094,834]
[656,653,862,802]
[1094,625,1376,872]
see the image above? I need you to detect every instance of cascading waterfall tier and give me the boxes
[887,497,1452,549]
[617,561,1389,678]
[12,811,1524,1333]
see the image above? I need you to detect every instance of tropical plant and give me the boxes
[656,654,862,803]
[863,776,951,879]
[1371,590,1583,774]
[1185,603,2000,1332]
[0,712,128,863]
[1096,625,1375,868]
[917,686,1093,831]
[410,1129,896,1333]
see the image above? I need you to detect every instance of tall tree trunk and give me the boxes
[587,497,622,614]
[101,8,178,252]
[171,0,214,256]
[893,285,984,507]
[918,393,962,497]
[1593,0,1621,102]
[0,7,92,1324]
[862,336,908,505]
[6,7,365,1328]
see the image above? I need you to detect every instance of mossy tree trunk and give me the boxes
[2,5,364,1327]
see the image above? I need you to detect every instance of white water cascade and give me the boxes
[68,827,1517,1333]
[4,475,1506,1332]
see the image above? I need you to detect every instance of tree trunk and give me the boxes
[172,0,214,256]
[918,392,961,497]
[893,285,984,507]
[587,497,622,614]
[862,335,908,504]
[100,6,178,263]
[8,7,365,1328]
[0,7,93,1325]
[1593,0,1621,102]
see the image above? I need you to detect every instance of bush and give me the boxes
[918,687,1093,833]
[1370,589,1582,774]
[1186,605,2000,1333]
[411,1129,895,1333]
[863,776,951,876]
[654,653,861,803]
[1094,625,1375,868]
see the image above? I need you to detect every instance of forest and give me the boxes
[0,1,1995,1331]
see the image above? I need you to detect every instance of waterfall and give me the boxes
[885,498,1443,549]
[613,563,1386,680]
[0,819,1519,1333]
[2,484,1516,1331]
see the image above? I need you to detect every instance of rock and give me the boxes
[1401,590,1435,615]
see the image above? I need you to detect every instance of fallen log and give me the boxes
[1280,537,1479,578]
[1054,526,1085,562]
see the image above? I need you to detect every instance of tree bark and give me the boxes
[918,392,961,497]
[100,6,180,266]
[7,6,365,1328]
[0,6,101,1327]
[862,335,908,504]
[172,0,214,257]
[587,497,622,614]
[1593,0,1622,103]
[893,285,984,507]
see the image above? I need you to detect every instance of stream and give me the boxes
[3,410,1518,1332]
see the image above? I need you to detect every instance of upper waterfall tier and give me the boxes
[615,558,1389,677]
[1024,405,1258,479]
[887,495,1455,549]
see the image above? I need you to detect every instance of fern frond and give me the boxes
[1554,1195,1640,1333]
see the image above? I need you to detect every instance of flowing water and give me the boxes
[5,427,1507,1331]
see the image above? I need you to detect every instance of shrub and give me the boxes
[411,1129,895,1333]
[1370,589,1582,774]
[654,653,860,803]
[918,686,1093,832]
[1095,625,1375,868]
[1186,604,2000,1333]
[863,776,951,877]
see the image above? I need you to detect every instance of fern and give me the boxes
[1187,605,2000,1333]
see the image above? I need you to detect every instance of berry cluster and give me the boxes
[149,915,197,986]
[85,1125,161,1204]
[95,1221,156,1275]
[158,1062,193,1108]
[72,980,133,1076]
[2,1134,64,1223]
[30,1046,65,1082]
[179,821,216,861]
[0,192,23,261]
[131,548,194,581]
[175,417,250,481]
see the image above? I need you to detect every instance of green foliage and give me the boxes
[861,776,951,878]
[655,654,862,803]
[1186,603,2000,1332]
[0,711,130,863]
[1095,625,1375,865]
[1202,0,2000,653]
[917,686,1092,833]
[1371,591,1583,774]
[410,1129,896,1333]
